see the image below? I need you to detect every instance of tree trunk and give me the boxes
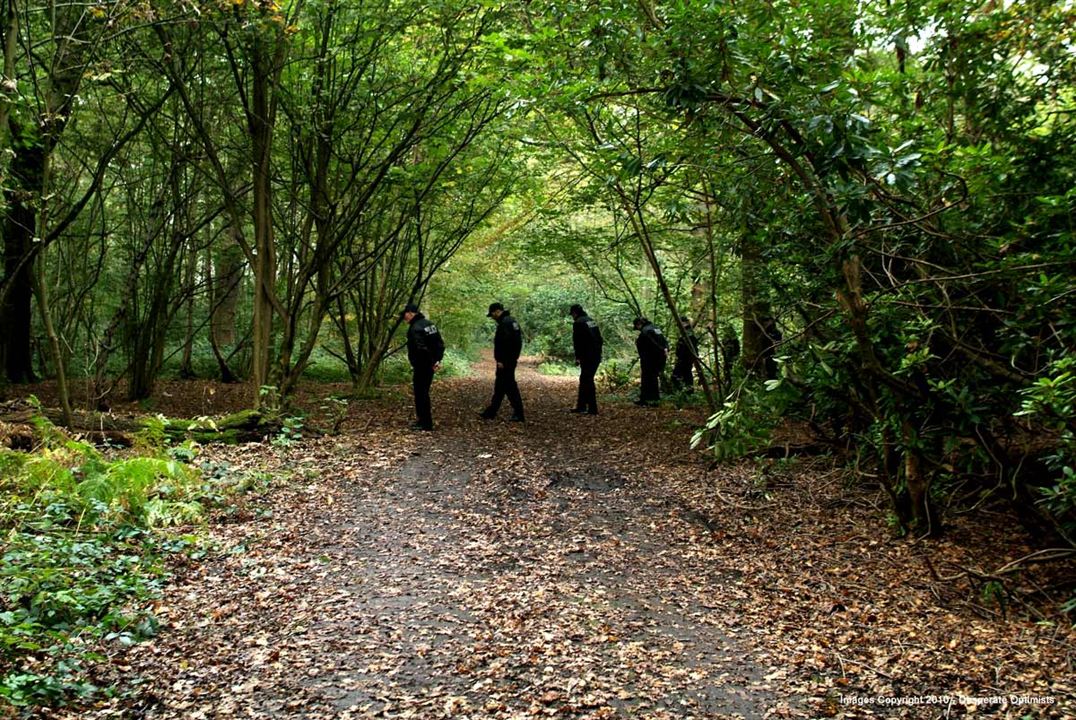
[27,131,70,424]
[333,295,360,386]
[176,154,198,381]
[178,243,198,379]
[208,246,242,386]
[740,229,774,378]
[702,192,727,395]
[249,36,278,406]
[902,422,935,535]
[33,250,73,431]
[277,297,326,398]
[128,168,188,400]
[1,134,43,384]
[211,240,242,347]
[1,2,91,384]
[354,338,391,395]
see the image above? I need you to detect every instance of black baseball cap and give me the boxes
[487,302,504,317]
[400,303,419,317]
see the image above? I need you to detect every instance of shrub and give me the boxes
[1017,354,1076,539]
[692,381,789,462]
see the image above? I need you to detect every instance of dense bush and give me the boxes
[502,0,1076,549]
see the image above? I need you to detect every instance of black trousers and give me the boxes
[640,359,664,403]
[670,358,694,388]
[488,362,524,417]
[576,361,599,413]
[412,365,434,428]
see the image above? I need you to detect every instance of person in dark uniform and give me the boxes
[480,302,525,422]
[760,316,783,380]
[633,316,668,406]
[568,304,603,415]
[670,319,699,391]
[401,303,444,431]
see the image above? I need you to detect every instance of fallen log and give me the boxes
[0,405,288,447]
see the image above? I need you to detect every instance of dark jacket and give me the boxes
[494,311,523,364]
[636,322,669,367]
[406,313,445,369]
[572,314,603,365]
[675,331,699,366]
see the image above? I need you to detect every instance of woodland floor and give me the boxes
[26,357,1076,719]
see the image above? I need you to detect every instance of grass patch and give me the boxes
[537,361,577,376]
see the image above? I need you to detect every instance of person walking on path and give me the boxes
[480,302,525,422]
[633,317,668,406]
[670,320,699,391]
[569,304,603,415]
[402,303,445,431]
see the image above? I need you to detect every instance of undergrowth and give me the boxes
[0,411,261,710]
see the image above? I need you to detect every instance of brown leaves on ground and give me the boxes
[35,357,1076,719]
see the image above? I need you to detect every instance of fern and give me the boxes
[144,499,204,527]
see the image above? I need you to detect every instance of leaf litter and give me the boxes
[36,357,1075,719]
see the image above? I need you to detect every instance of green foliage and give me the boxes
[980,580,1008,615]
[0,527,163,704]
[496,0,1076,542]
[258,386,283,415]
[596,358,636,392]
[0,421,258,707]
[664,384,711,411]
[272,416,305,448]
[25,397,67,448]
[536,361,576,377]
[375,347,475,390]
[439,348,477,379]
[4,0,1073,598]
[297,347,354,384]
[319,396,351,435]
[377,355,417,387]
[510,282,639,363]
[692,382,789,462]
[515,285,580,360]
[1018,354,1076,537]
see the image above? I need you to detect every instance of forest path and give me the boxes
[76,358,782,720]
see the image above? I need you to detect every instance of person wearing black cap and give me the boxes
[568,304,603,415]
[480,302,525,422]
[633,316,668,406]
[401,303,445,430]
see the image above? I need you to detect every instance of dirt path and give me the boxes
[66,359,782,720]
[58,358,1075,720]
